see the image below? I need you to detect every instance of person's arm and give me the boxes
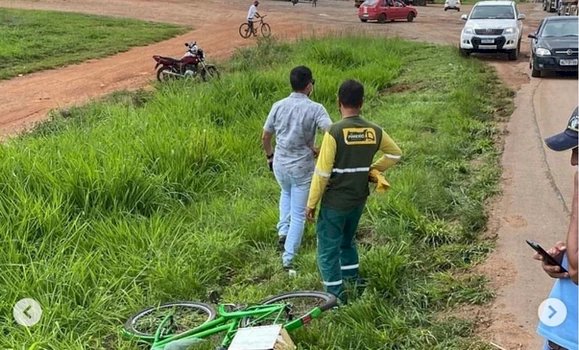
[310,106,333,157]
[370,130,402,172]
[537,171,579,282]
[306,132,336,221]
[262,105,276,170]
[316,105,332,133]
[262,130,274,157]
[262,130,274,170]
[567,171,578,284]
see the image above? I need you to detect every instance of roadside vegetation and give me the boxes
[0,36,513,349]
[0,8,187,80]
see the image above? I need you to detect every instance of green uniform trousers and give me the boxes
[316,203,365,300]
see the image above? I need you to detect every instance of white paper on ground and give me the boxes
[228,325,282,350]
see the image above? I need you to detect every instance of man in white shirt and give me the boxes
[247,0,260,37]
[262,66,332,271]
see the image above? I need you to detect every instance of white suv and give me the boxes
[459,1,525,60]
[444,0,461,11]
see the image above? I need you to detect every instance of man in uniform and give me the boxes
[306,79,402,302]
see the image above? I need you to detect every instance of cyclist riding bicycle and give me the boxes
[247,0,261,37]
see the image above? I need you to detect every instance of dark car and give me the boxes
[528,16,578,77]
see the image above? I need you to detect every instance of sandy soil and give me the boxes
[0,0,577,348]
[0,0,542,135]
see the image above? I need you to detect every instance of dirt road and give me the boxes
[479,76,577,349]
[0,0,539,135]
[1,0,576,348]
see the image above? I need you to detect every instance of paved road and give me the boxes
[482,76,577,348]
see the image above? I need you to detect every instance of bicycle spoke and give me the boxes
[125,302,216,338]
[286,297,324,317]
[240,292,335,330]
[272,308,286,324]
[258,292,336,323]
[134,306,208,334]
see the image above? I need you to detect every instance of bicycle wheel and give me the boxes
[260,291,336,313]
[242,291,336,328]
[238,23,251,39]
[261,23,272,38]
[124,301,217,338]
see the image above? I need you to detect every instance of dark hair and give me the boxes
[290,66,313,92]
[338,79,364,109]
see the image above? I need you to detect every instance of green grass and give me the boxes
[0,8,187,80]
[0,35,512,349]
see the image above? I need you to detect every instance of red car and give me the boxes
[358,0,418,22]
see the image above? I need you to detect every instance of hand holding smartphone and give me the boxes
[526,240,568,273]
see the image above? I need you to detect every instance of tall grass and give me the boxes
[0,9,187,80]
[0,36,512,349]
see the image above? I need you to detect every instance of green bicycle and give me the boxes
[122,290,337,350]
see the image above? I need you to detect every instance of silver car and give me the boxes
[459,0,526,60]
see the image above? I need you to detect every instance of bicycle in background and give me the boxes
[239,15,272,38]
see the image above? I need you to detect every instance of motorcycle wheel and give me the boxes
[156,66,175,82]
[201,66,220,82]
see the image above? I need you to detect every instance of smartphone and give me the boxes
[526,240,568,273]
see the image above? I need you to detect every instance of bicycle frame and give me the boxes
[123,302,324,350]
[251,16,267,31]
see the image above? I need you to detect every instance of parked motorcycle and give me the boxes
[153,41,219,82]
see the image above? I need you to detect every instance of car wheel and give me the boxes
[378,13,387,23]
[444,7,448,11]
[406,12,415,22]
[456,8,460,11]
[360,18,368,22]
[530,60,541,77]
[508,49,518,61]
[508,40,520,61]
[459,48,471,57]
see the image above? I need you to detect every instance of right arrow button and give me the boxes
[539,298,567,327]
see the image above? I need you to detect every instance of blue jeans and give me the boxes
[273,166,311,267]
